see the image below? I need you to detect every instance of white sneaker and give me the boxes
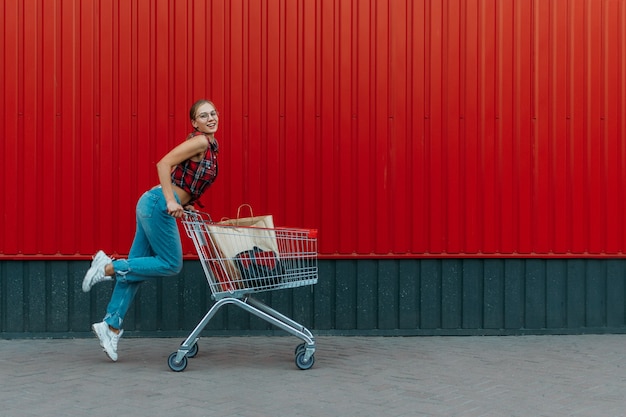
[82,251,113,292]
[92,321,123,361]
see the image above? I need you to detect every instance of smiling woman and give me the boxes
[80,99,221,362]
[166,100,220,211]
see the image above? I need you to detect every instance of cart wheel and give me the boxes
[295,351,315,370]
[294,343,306,355]
[168,352,188,372]
[185,341,199,358]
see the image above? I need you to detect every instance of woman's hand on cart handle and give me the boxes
[167,200,184,218]
[182,210,212,222]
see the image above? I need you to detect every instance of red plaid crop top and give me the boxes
[170,132,219,206]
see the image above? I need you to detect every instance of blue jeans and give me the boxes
[104,187,183,329]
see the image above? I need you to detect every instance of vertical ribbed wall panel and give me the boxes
[2,0,626,258]
[2,258,626,336]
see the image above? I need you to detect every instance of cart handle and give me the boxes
[182,210,212,222]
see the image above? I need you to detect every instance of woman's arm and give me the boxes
[156,135,209,217]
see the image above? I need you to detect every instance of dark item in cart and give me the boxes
[235,246,285,288]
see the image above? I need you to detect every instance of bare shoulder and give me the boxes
[182,134,211,161]
[186,134,210,151]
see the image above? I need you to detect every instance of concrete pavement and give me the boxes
[2,334,626,417]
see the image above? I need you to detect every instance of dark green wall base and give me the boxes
[1,258,625,338]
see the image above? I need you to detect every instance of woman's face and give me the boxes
[192,102,219,135]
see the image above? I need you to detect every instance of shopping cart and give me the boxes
[167,211,318,372]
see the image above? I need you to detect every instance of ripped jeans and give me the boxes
[104,187,183,330]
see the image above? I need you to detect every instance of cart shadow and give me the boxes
[74,336,348,373]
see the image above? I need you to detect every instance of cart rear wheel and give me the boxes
[185,341,199,358]
[295,351,315,370]
[294,343,306,355]
[168,352,188,372]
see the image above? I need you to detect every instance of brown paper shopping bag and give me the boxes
[206,205,279,287]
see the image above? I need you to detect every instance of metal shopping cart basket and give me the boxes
[167,211,318,372]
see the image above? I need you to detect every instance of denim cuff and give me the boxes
[112,259,131,281]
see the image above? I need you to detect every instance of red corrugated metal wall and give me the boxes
[2,0,626,259]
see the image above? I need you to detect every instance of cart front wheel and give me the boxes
[294,343,306,355]
[168,352,188,372]
[295,351,315,370]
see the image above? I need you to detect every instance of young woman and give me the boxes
[82,99,220,361]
